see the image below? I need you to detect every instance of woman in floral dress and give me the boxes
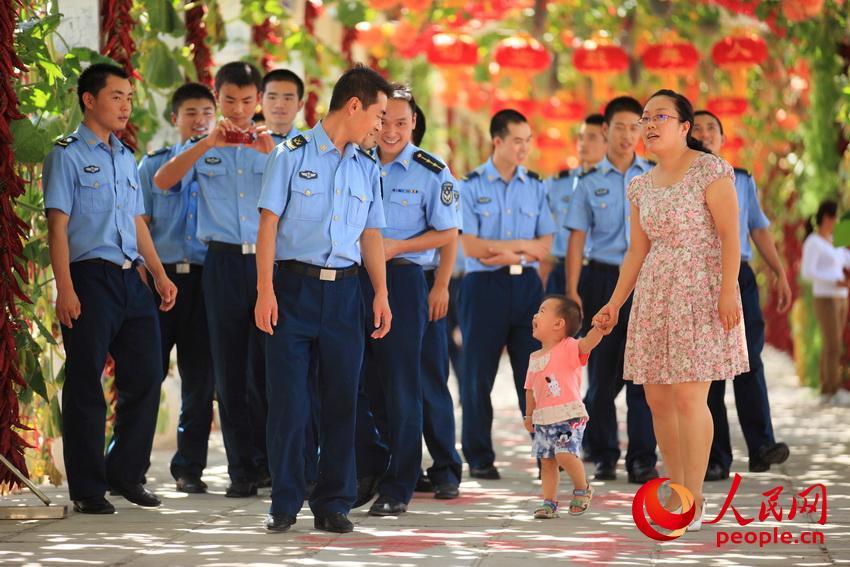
[592,90,748,532]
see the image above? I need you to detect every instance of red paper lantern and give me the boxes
[707,96,748,117]
[573,44,629,74]
[427,33,478,67]
[542,97,585,122]
[536,130,565,151]
[491,96,538,119]
[641,42,699,73]
[493,35,551,73]
[711,36,767,67]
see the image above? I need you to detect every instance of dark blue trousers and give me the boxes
[202,248,265,482]
[421,270,462,486]
[446,275,464,385]
[459,268,542,469]
[152,265,214,480]
[60,261,162,501]
[708,262,776,468]
[359,264,428,504]
[266,267,364,517]
[545,258,566,295]
[579,262,657,471]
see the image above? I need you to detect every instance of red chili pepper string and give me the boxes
[304,1,320,127]
[251,18,281,73]
[100,0,138,151]
[185,0,213,87]
[0,0,34,490]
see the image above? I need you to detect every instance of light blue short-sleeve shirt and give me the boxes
[565,155,653,266]
[460,159,556,273]
[734,168,770,262]
[258,122,386,268]
[139,145,207,265]
[43,123,144,266]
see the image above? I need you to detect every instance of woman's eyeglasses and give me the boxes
[637,114,681,126]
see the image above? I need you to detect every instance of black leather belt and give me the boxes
[387,258,418,267]
[164,262,203,275]
[497,265,533,276]
[208,241,256,255]
[587,260,619,274]
[278,260,359,281]
[75,258,135,270]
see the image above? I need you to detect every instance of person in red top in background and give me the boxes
[524,295,604,519]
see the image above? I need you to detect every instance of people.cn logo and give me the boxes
[632,478,696,541]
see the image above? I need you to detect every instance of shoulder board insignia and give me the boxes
[526,170,541,181]
[557,169,571,179]
[284,134,307,151]
[55,135,78,148]
[413,150,445,173]
[121,139,136,153]
[146,146,170,158]
[462,170,480,181]
[269,131,286,139]
[357,147,376,162]
[189,134,208,143]
[579,167,597,178]
[733,167,751,177]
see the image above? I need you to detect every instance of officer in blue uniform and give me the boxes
[408,104,464,499]
[692,110,792,480]
[261,68,304,141]
[542,113,606,295]
[153,62,277,497]
[564,97,658,484]
[138,82,217,494]
[460,109,556,480]
[355,87,459,516]
[255,65,393,534]
[44,63,177,513]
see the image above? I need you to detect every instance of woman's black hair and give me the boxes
[805,200,839,236]
[647,89,711,154]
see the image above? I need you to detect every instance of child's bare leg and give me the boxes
[555,452,587,491]
[540,458,559,501]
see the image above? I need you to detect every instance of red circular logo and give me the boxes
[632,478,696,541]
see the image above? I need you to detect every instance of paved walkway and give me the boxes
[1,347,848,566]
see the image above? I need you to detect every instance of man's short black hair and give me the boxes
[77,63,130,112]
[694,110,724,136]
[603,96,643,124]
[262,69,305,100]
[214,61,262,93]
[543,294,583,337]
[585,113,604,127]
[490,109,528,140]
[412,104,426,146]
[328,64,392,112]
[171,82,216,114]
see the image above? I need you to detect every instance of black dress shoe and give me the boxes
[265,513,296,532]
[353,475,381,508]
[368,495,407,516]
[594,462,616,481]
[415,473,434,493]
[628,463,659,484]
[314,512,354,533]
[434,483,459,499]
[110,483,161,507]
[257,471,272,489]
[73,496,115,514]
[759,442,790,465]
[226,480,258,498]
[469,465,500,480]
[175,475,208,494]
[704,462,730,482]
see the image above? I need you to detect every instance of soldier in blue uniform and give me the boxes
[692,110,792,480]
[261,68,305,141]
[541,113,606,295]
[255,65,393,534]
[459,109,556,480]
[564,97,658,484]
[154,62,276,497]
[44,63,177,513]
[355,87,460,516]
[138,82,217,494]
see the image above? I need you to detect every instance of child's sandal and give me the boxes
[568,485,593,516]
[533,501,559,519]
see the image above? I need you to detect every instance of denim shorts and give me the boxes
[532,418,587,459]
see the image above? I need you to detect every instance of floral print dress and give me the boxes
[624,152,749,385]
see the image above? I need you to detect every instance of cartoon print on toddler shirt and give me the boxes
[544,375,561,398]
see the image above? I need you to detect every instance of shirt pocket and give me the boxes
[518,203,540,237]
[590,196,618,229]
[387,191,423,230]
[346,185,373,228]
[124,176,140,213]
[287,181,326,221]
[473,202,499,235]
[152,189,183,219]
[197,166,227,200]
[77,172,113,214]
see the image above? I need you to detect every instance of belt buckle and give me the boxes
[509,264,523,275]
[319,268,337,282]
[242,243,256,254]
[176,262,191,274]
[121,259,133,270]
